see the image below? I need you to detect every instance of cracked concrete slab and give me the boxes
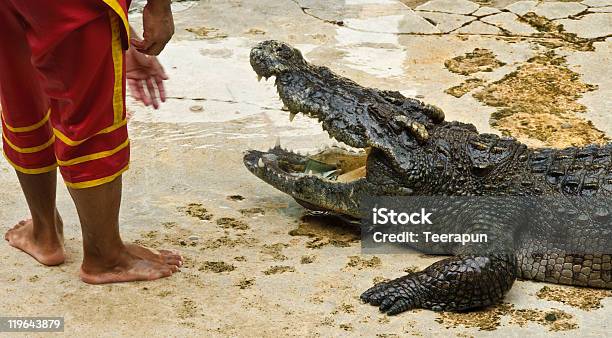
[416,11,476,33]
[456,20,503,34]
[564,39,612,136]
[505,0,538,15]
[590,5,612,12]
[556,13,612,38]
[481,12,539,34]
[581,0,612,7]
[533,2,588,19]
[472,6,502,17]
[1,0,610,336]
[345,11,440,33]
[415,0,480,15]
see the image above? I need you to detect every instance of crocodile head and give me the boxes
[244,41,448,218]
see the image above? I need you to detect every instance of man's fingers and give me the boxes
[155,76,167,102]
[139,80,152,106]
[128,79,147,105]
[159,67,169,80]
[128,79,143,102]
[144,42,168,56]
[132,39,159,55]
[127,80,140,101]
[153,62,169,80]
[137,84,149,106]
[130,38,147,50]
[146,79,159,109]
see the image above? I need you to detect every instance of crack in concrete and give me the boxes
[290,0,611,43]
[165,96,281,111]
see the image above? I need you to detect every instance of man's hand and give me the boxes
[130,0,174,56]
[126,46,168,109]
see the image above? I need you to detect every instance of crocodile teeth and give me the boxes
[257,75,262,82]
[289,112,297,122]
[258,158,264,167]
[275,136,281,148]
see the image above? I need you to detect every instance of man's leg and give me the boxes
[68,177,182,284]
[4,1,182,283]
[41,10,182,284]
[0,0,65,266]
[4,170,65,266]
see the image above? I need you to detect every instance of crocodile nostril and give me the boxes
[275,45,293,59]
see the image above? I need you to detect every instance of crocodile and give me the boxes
[243,40,612,315]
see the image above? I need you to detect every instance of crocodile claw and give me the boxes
[360,278,419,315]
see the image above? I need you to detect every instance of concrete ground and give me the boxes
[1,0,611,336]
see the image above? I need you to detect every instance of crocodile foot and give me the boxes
[361,254,517,315]
[360,275,423,315]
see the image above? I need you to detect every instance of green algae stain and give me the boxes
[444,48,506,76]
[472,51,608,147]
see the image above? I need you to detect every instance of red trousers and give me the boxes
[0,0,131,189]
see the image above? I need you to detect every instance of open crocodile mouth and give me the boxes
[244,40,415,216]
[244,142,368,185]
[242,85,372,216]
[243,128,370,214]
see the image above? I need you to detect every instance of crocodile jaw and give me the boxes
[245,147,373,217]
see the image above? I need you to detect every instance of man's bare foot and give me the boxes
[79,244,183,284]
[4,217,65,266]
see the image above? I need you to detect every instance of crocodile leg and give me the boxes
[360,253,517,314]
[362,199,523,314]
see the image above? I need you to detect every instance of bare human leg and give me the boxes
[4,170,65,266]
[68,176,182,284]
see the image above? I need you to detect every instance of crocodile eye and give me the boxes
[275,45,294,60]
